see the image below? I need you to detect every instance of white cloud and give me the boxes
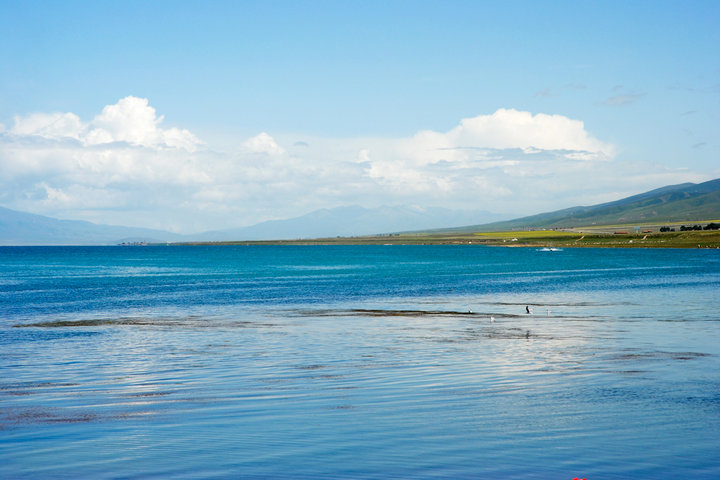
[446,109,612,158]
[12,112,85,140]
[10,96,201,151]
[1,101,708,233]
[361,109,615,203]
[243,132,285,155]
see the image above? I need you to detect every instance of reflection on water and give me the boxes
[1,246,719,479]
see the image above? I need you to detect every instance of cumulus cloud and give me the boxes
[1,97,211,230]
[384,109,612,170]
[12,112,85,140]
[2,101,702,233]
[10,96,201,151]
[363,109,615,202]
[243,132,285,155]
[449,109,612,156]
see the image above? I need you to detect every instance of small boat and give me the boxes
[537,247,563,252]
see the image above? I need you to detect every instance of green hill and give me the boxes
[442,178,720,232]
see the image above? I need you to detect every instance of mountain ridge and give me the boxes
[434,178,720,233]
[0,206,186,245]
[0,205,506,245]
[196,205,507,241]
[2,178,719,245]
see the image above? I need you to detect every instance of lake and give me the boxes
[1,245,719,479]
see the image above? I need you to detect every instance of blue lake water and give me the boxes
[1,245,719,479]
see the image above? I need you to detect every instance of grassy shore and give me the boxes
[180,226,720,249]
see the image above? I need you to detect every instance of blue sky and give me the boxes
[0,1,718,232]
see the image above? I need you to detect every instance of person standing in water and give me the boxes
[526,305,531,314]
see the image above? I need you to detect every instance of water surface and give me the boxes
[1,246,719,478]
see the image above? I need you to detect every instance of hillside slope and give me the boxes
[443,178,720,232]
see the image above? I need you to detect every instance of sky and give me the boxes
[0,0,718,233]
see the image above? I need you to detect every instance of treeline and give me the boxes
[660,223,720,232]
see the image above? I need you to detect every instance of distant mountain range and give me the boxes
[194,206,507,242]
[439,177,720,233]
[0,205,506,245]
[2,178,719,245]
[0,206,185,246]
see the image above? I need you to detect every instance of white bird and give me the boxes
[490,316,495,323]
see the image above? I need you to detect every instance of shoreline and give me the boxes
[173,229,720,249]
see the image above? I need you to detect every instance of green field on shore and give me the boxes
[183,222,720,249]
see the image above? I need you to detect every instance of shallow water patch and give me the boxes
[13,316,280,329]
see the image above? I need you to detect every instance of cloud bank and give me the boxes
[0,97,703,232]
[12,96,201,150]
